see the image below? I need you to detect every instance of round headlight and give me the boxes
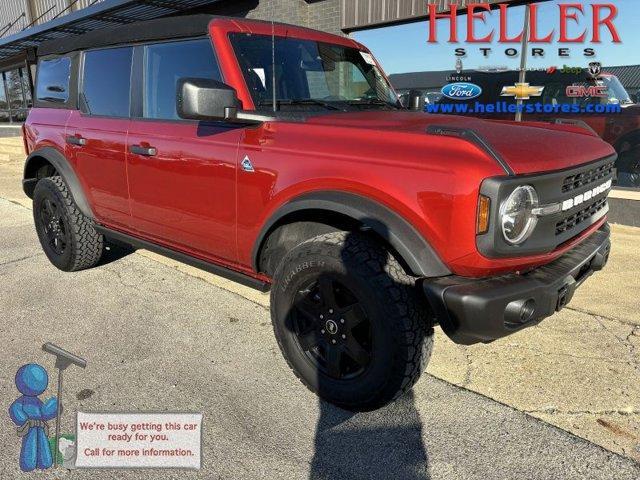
[500,186,539,245]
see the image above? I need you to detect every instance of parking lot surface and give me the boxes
[1,195,640,479]
[1,136,639,477]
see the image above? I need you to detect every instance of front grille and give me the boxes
[478,154,615,258]
[556,197,608,235]
[562,161,615,193]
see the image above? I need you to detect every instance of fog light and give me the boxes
[505,298,537,327]
[519,299,536,322]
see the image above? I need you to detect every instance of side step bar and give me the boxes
[95,226,271,292]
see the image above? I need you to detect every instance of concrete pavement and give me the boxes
[1,136,639,476]
[1,197,639,479]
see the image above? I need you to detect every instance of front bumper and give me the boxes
[423,225,611,345]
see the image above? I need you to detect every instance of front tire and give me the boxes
[271,231,434,411]
[33,176,104,272]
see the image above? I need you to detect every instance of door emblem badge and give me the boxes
[241,156,255,172]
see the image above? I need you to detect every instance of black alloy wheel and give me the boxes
[38,197,69,256]
[291,275,373,380]
[271,231,434,411]
[33,176,104,271]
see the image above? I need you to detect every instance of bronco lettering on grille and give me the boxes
[561,179,612,212]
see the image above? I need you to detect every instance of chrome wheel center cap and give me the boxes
[325,320,338,335]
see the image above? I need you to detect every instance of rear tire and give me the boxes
[33,176,104,272]
[271,231,434,411]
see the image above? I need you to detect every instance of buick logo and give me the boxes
[441,82,483,101]
[325,320,338,335]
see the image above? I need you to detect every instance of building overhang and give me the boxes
[0,0,223,63]
[342,0,550,32]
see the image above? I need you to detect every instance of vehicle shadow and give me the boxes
[308,391,430,480]
[96,239,137,267]
[306,227,430,479]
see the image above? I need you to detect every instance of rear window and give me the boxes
[81,47,133,117]
[36,57,71,103]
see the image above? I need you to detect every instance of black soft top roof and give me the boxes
[38,14,217,57]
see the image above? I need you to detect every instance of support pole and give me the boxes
[515,4,531,122]
[42,343,87,468]
[23,0,35,27]
[54,368,63,467]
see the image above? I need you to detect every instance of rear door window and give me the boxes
[143,38,222,120]
[36,57,71,103]
[81,47,133,117]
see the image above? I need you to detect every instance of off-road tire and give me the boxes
[271,231,434,411]
[33,176,104,272]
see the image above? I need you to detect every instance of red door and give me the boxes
[126,121,241,262]
[65,112,131,229]
[125,38,241,263]
[66,46,134,229]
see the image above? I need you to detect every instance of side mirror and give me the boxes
[177,78,239,121]
[407,89,425,111]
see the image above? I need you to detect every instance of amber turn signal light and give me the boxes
[477,195,491,234]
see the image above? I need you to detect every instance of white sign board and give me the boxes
[74,412,202,469]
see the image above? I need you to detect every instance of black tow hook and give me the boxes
[591,245,610,272]
[556,285,570,312]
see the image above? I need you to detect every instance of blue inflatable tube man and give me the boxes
[9,364,58,472]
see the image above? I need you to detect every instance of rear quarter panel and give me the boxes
[24,108,71,158]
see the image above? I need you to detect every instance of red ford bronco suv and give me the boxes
[23,15,614,410]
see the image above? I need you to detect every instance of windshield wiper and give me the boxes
[346,98,401,109]
[258,98,342,111]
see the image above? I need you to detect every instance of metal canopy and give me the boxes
[342,0,549,32]
[0,0,223,62]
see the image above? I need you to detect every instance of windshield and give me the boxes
[599,75,633,105]
[229,33,399,111]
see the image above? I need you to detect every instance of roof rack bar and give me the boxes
[50,0,83,23]
[22,6,56,32]
[1,12,26,38]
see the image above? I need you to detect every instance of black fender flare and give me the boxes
[252,191,451,278]
[23,146,94,219]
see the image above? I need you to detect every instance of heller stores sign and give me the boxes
[427,2,622,59]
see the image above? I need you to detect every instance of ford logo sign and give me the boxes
[441,83,483,100]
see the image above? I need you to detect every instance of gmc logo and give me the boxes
[566,85,608,98]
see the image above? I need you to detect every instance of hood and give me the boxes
[304,111,615,175]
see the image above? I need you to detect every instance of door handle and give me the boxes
[129,144,157,156]
[66,135,87,146]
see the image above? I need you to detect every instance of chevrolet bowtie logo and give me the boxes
[500,83,545,100]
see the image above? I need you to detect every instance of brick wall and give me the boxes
[305,0,342,35]
[245,0,344,36]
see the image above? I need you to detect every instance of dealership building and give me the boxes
[0,0,637,223]
[389,66,640,100]
[0,0,530,123]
